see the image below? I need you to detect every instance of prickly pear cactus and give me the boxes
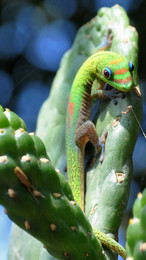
[36,4,142,259]
[0,106,104,260]
[0,4,142,260]
[85,6,141,240]
[126,189,146,260]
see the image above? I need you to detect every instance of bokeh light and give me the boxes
[11,81,50,132]
[0,69,14,106]
[25,20,77,71]
[44,0,78,19]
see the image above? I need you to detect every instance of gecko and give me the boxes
[65,31,134,259]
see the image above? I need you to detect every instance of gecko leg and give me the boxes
[103,86,126,105]
[94,28,113,52]
[75,120,108,162]
[97,130,108,162]
[92,83,126,105]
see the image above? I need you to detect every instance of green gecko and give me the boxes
[65,32,134,259]
[65,48,134,210]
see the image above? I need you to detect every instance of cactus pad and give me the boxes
[0,107,106,260]
[126,189,146,260]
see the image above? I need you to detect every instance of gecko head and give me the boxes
[96,52,134,92]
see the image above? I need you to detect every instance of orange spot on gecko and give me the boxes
[67,94,74,118]
[108,58,123,65]
[114,75,132,84]
[69,102,74,117]
[115,68,128,75]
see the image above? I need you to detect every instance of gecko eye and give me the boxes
[129,61,134,72]
[104,68,112,79]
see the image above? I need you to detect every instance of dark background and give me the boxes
[0,1,145,259]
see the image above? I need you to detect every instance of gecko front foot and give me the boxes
[98,130,108,162]
[104,86,126,105]
[89,130,108,166]
[106,28,113,48]
[94,28,113,53]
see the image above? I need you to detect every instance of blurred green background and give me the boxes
[0,1,145,259]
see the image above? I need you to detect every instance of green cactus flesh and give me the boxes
[0,107,106,260]
[126,189,146,260]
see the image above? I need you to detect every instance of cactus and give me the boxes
[36,4,142,259]
[85,7,141,258]
[126,189,146,259]
[0,4,143,260]
[0,107,105,260]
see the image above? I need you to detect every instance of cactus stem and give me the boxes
[70,226,77,231]
[21,155,31,162]
[116,173,126,183]
[53,192,61,198]
[50,224,57,231]
[8,189,16,198]
[25,220,31,230]
[0,155,7,162]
